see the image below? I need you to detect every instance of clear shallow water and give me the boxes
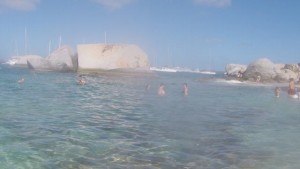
[0,66,300,169]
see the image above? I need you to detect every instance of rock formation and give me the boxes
[225,64,247,77]
[27,57,71,72]
[77,44,149,71]
[9,55,43,67]
[6,43,150,73]
[27,46,76,72]
[243,58,277,82]
[225,58,299,83]
[6,46,76,72]
[47,45,77,71]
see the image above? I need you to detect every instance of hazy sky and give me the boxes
[0,0,300,70]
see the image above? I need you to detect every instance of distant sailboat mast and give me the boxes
[59,36,62,48]
[14,40,19,56]
[48,40,52,55]
[167,48,173,67]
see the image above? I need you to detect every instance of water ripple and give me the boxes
[1,69,300,168]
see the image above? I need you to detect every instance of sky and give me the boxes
[0,0,300,70]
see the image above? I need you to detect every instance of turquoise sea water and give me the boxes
[0,65,300,169]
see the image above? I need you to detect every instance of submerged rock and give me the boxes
[77,44,150,71]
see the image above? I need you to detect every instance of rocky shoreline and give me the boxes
[5,44,150,73]
[225,58,300,84]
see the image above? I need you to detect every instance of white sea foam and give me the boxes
[225,79,244,84]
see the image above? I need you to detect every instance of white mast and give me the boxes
[167,48,171,67]
[105,32,107,44]
[14,40,19,56]
[59,35,62,48]
[48,40,52,55]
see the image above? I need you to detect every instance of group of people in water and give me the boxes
[76,76,188,96]
[275,78,300,99]
[17,74,299,99]
[149,83,189,96]
[154,79,299,98]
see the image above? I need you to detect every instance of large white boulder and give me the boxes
[27,57,71,72]
[225,64,247,76]
[243,58,277,82]
[27,57,51,70]
[225,58,299,82]
[272,63,298,82]
[77,44,150,71]
[26,46,76,72]
[273,64,285,73]
[274,69,297,82]
[47,46,76,71]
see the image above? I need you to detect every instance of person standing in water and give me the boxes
[288,78,296,96]
[158,83,165,96]
[256,75,261,82]
[275,87,281,97]
[183,83,188,96]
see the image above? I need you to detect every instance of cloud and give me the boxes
[0,0,40,11]
[193,0,231,8]
[92,0,134,9]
